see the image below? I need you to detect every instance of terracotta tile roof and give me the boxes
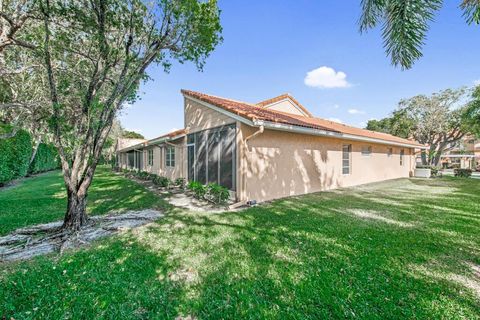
[181,90,336,132]
[256,93,314,117]
[182,89,424,148]
[118,129,186,152]
[150,128,186,142]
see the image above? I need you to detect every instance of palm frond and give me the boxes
[381,0,442,69]
[359,0,386,32]
[461,0,480,24]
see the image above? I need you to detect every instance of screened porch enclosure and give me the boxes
[187,124,236,190]
[127,150,143,170]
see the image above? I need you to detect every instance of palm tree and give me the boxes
[359,0,480,69]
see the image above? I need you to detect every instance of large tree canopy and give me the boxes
[359,0,480,69]
[367,88,472,166]
[463,86,480,137]
[1,0,222,231]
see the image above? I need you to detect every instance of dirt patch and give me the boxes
[122,174,239,213]
[0,209,163,262]
[348,209,415,228]
[165,191,231,213]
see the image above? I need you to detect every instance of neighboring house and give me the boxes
[117,90,424,203]
[439,135,480,170]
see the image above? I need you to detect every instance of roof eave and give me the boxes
[255,120,426,149]
[182,91,426,149]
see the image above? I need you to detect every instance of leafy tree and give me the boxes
[0,0,37,53]
[368,88,471,165]
[366,109,414,139]
[359,0,480,69]
[463,86,480,137]
[1,0,222,231]
[122,130,144,139]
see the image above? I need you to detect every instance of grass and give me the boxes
[1,173,480,319]
[0,166,164,235]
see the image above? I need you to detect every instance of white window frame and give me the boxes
[165,146,175,167]
[148,149,153,166]
[400,149,404,166]
[342,144,352,175]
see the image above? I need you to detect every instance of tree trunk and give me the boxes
[432,152,442,167]
[62,190,89,231]
[29,140,41,166]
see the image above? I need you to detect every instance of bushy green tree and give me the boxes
[29,143,59,174]
[368,88,471,165]
[122,130,144,139]
[0,128,32,185]
[366,109,414,139]
[2,0,222,230]
[463,86,480,137]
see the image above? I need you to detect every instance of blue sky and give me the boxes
[119,0,480,139]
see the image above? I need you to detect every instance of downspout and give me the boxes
[236,125,264,207]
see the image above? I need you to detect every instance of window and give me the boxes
[166,146,175,167]
[400,149,404,166]
[361,146,372,156]
[148,149,153,166]
[387,147,393,157]
[342,144,351,174]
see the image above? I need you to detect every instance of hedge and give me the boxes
[29,143,60,174]
[0,129,32,186]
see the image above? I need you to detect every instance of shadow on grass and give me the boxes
[1,237,184,319]
[1,176,479,318]
[140,177,480,318]
[0,167,163,235]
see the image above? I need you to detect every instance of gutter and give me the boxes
[117,134,186,153]
[183,93,426,150]
[253,120,426,149]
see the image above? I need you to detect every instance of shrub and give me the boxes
[454,168,472,178]
[29,143,60,174]
[137,171,150,180]
[174,178,186,189]
[205,183,230,204]
[0,129,32,186]
[188,181,206,199]
[153,175,170,188]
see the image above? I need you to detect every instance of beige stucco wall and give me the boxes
[237,124,415,202]
[264,99,307,116]
[184,97,235,133]
[118,100,417,203]
[145,138,186,180]
[142,146,161,174]
[117,137,186,181]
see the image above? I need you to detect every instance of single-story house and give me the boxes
[116,90,424,203]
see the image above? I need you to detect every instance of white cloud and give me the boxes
[348,108,365,115]
[327,117,343,124]
[333,104,340,109]
[474,79,480,86]
[304,66,351,89]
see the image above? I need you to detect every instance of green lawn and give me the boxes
[1,173,479,319]
[0,166,164,235]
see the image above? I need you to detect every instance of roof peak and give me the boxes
[256,93,313,117]
[181,89,423,147]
